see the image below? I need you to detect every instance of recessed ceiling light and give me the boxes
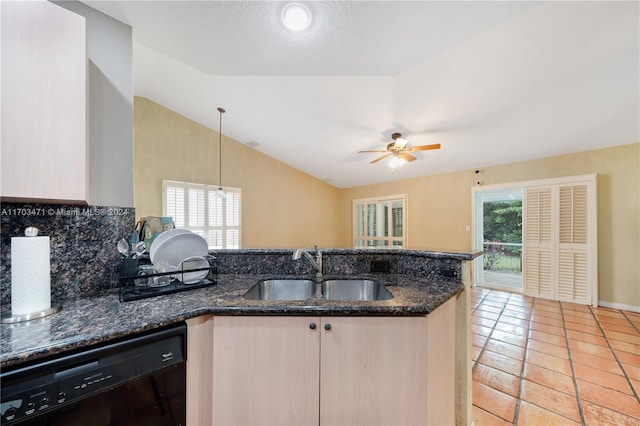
[281,3,311,32]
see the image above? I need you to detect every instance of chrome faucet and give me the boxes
[292,245,323,278]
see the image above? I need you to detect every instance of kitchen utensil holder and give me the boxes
[118,255,217,302]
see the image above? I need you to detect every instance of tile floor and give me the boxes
[470,287,640,425]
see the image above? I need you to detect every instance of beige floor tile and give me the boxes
[597,315,636,326]
[501,308,530,320]
[605,329,640,345]
[530,315,564,327]
[610,339,640,355]
[491,329,528,347]
[520,379,581,422]
[522,362,576,395]
[527,339,569,359]
[470,288,640,425]
[472,406,513,426]
[485,339,526,361]
[494,321,528,336]
[471,324,493,337]
[582,400,640,426]
[472,363,520,397]
[616,349,640,366]
[498,315,530,328]
[472,381,516,423]
[529,329,567,347]
[568,339,615,360]
[566,328,608,346]
[573,362,633,394]
[622,362,640,381]
[571,349,626,376]
[530,321,565,336]
[600,322,640,335]
[478,349,523,376]
[564,321,603,335]
[517,400,581,425]
[525,350,573,376]
[577,380,640,419]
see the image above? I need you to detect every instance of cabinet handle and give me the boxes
[324,323,332,331]
[309,322,317,330]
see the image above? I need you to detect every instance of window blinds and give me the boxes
[163,179,241,249]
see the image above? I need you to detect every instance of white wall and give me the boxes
[53,1,134,207]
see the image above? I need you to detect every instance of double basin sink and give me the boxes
[243,279,393,302]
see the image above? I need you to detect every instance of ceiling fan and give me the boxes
[358,133,441,165]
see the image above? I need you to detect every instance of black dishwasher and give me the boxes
[0,323,186,426]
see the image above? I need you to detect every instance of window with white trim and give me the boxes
[163,179,241,249]
[353,194,406,249]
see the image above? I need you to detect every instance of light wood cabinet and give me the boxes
[208,298,456,426]
[211,316,320,425]
[1,0,88,203]
[186,315,214,426]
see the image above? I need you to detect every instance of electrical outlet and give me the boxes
[438,269,457,278]
[371,260,390,273]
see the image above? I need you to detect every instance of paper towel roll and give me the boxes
[11,236,51,316]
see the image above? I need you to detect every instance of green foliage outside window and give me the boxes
[483,200,522,272]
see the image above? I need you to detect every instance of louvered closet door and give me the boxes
[557,184,590,304]
[523,187,554,299]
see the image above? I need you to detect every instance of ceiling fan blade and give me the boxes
[370,153,393,164]
[399,152,417,162]
[406,143,441,152]
[359,150,390,153]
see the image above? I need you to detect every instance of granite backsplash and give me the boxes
[212,249,463,282]
[1,202,135,307]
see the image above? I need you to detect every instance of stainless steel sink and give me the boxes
[322,279,393,301]
[243,279,315,300]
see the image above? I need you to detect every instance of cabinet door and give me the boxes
[186,315,214,426]
[212,316,320,426]
[1,0,87,202]
[319,316,431,426]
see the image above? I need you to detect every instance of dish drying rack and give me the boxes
[118,255,217,302]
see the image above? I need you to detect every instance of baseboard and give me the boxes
[598,300,640,313]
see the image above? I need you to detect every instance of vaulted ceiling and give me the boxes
[82,1,639,188]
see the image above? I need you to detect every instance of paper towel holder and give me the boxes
[1,305,61,324]
[2,227,61,324]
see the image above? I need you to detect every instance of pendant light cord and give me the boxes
[217,107,225,189]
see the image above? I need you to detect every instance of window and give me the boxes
[163,179,241,249]
[353,194,406,249]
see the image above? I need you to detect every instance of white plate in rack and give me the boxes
[149,229,190,261]
[176,256,210,284]
[150,229,208,267]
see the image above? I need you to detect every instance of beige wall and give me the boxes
[134,97,638,306]
[341,143,640,307]
[134,97,343,248]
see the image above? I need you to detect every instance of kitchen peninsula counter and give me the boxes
[0,272,463,367]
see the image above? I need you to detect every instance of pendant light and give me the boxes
[216,107,226,198]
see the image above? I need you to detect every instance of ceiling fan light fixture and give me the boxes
[281,3,311,32]
[389,157,407,168]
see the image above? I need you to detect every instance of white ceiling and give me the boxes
[81,1,639,188]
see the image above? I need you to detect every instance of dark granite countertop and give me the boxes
[0,272,463,368]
